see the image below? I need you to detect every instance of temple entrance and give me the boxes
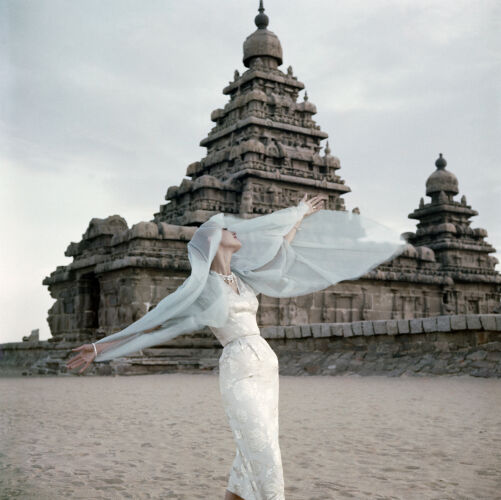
[78,272,101,331]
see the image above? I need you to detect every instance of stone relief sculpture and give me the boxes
[240,189,253,215]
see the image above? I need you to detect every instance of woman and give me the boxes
[66,194,407,499]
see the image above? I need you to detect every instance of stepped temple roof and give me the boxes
[152,0,350,226]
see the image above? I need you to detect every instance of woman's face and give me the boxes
[219,227,242,252]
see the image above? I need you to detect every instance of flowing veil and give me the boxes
[94,201,408,362]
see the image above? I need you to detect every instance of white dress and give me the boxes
[209,271,285,500]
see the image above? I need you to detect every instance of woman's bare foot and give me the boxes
[224,489,244,500]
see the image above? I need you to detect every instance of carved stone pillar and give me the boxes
[390,288,399,319]
[360,287,368,320]
[422,291,430,316]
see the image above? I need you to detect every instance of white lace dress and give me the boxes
[209,271,285,500]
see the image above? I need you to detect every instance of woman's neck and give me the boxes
[210,250,232,275]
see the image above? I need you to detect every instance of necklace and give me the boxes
[211,270,241,295]
[212,271,235,284]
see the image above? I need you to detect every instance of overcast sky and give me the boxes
[1,0,499,343]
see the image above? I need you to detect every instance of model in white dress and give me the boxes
[66,194,406,499]
[209,270,284,500]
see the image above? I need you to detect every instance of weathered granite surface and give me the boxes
[263,314,501,378]
[2,314,500,378]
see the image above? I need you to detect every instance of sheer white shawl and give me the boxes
[94,201,407,361]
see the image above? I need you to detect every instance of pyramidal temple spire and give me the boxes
[154,1,352,227]
[406,153,498,275]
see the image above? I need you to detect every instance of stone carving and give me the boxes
[22,329,39,343]
[280,298,308,325]
[240,188,253,215]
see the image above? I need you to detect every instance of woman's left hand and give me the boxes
[300,194,327,217]
[65,344,96,374]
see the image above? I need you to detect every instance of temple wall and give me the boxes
[258,281,500,327]
[44,231,194,343]
[45,259,500,347]
[96,269,187,336]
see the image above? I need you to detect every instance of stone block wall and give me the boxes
[261,314,501,377]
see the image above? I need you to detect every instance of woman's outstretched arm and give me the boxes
[65,324,165,374]
[283,194,326,243]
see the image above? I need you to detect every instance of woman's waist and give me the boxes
[221,332,262,348]
[219,333,277,368]
[209,317,261,345]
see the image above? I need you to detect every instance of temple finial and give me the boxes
[435,152,447,169]
[255,0,269,29]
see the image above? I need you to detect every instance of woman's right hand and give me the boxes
[65,343,96,374]
[300,193,327,217]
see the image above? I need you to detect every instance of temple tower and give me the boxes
[405,153,499,313]
[407,153,498,274]
[153,1,351,226]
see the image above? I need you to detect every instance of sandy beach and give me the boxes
[1,373,500,500]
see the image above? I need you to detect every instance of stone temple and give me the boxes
[5,2,499,376]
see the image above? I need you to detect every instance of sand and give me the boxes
[1,373,500,500]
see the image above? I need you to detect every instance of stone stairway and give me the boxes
[108,346,222,376]
[24,341,223,377]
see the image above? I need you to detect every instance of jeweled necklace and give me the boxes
[213,271,236,284]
